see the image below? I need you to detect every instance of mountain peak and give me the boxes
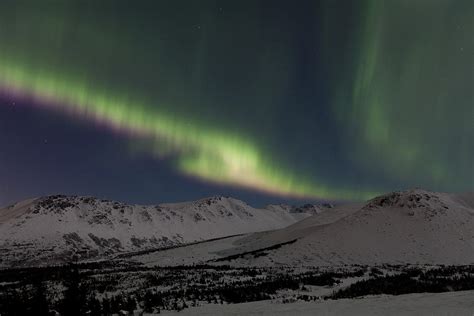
[195,195,246,206]
[363,189,448,211]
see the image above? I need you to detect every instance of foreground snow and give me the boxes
[160,290,474,316]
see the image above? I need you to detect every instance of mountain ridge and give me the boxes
[2,189,473,268]
[0,194,317,268]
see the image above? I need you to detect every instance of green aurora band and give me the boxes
[0,57,377,200]
[0,0,471,200]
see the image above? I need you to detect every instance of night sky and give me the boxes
[0,0,472,207]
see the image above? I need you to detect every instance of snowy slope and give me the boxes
[159,290,474,316]
[0,195,311,267]
[150,189,474,267]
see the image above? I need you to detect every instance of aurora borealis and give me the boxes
[0,1,472,206]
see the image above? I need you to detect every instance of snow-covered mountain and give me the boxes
[144,189,474,267]
[0,195,313,268]
[3,189,472,268]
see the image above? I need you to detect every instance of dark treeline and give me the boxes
[1,264,473,315]
[0,263,138,316]
[330,266,474,299]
